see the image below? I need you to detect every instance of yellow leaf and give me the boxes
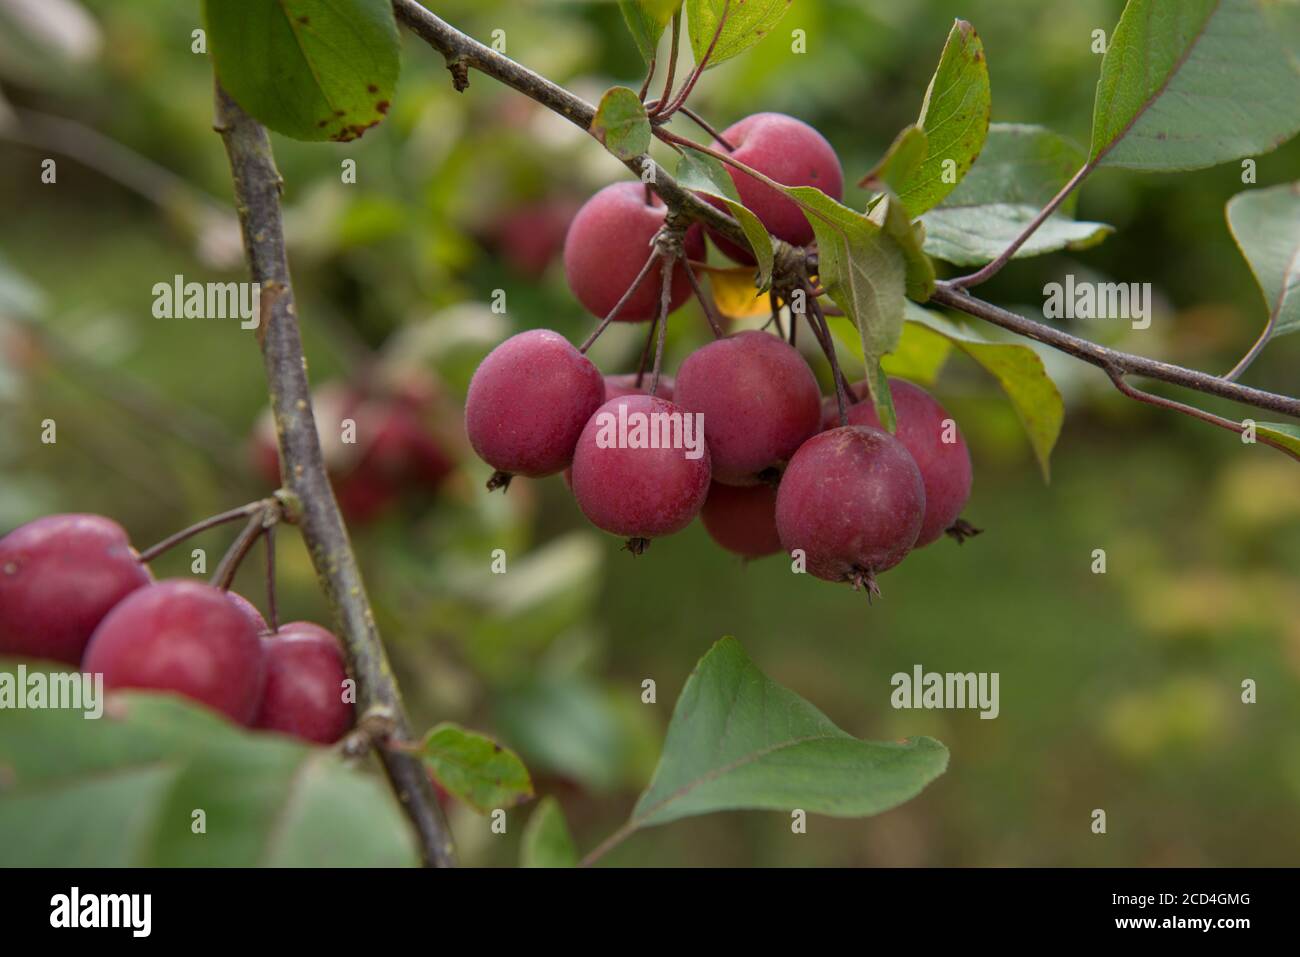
[697,265,768,319]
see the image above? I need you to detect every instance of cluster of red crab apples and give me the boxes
[467,113,975,596]
[0,514,354,743]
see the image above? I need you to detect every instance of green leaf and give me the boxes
[520,796,577,868]
[686,0,792,69]
[868,192,936,302]
[420,722,534,814]
[627,638,947,828]
[591,87,652,160]
[0,667,415,866]
[859,124,929,196]
[881,319,954,386]
[895,19,991,216]
[675,146,775,289]
[922,204,1113,267]
[1226,182,1300,357]
[1256,422,1300,461]
[788,185,905,429]
[905,304,1064,480]
[619,0,682,63]
[204,0,400,143]
[1090,0,1300,170]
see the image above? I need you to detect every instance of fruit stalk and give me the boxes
[213,84,456,868]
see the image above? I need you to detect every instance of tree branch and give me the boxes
[213,84,456,868]
[931,282,1300,420]
[391,0,750,250]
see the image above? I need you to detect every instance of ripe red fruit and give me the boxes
[226,591,270,635]
[701,482,782,559]
[563,182,706,322]
[82,580,266,724]
[570,394,711,548]
[674,330,821,485]
[705,112,844,264]
[832,378,973,547]
[466,329,605,486]
[251,383,456,523]
[775,426,925,594]
[0,514,152,665]
[254,622,354,745]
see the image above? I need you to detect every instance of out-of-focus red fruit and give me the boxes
[489,199,580,278]
[701,482,782,558]
[0,514,153,665]
[704,112,844,265]
[254,622,354,745]
[82,580,266,724]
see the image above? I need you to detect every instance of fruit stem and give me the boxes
[683,261,725,338]
[658,0,731,119]
[648,10,682,120]
[650,248,675,397]
[578,250,661,352]
[264,522,279,631]
[211,507,272,591]
[636,55,657,103]
[136,499,268,564]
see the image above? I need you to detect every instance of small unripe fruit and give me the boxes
[82,580,266,724]
[705,112,844,265]
[465,329,605,485]
[835,378,973,547]
[570,394,711,546]
[0,514,152,665]
[701,482,782,558]
[776,426,925,593]
[675,330,821,485]
[254,622,354,745]
[563,182,705,322]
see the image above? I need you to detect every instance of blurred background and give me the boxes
[1,0,1298,866]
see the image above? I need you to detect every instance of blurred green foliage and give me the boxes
[1,0,1297,866]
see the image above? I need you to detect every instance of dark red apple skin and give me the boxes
[0,514,153,665]
[254,622,355,745]
[704,112,844,265]
[82,580,266,725]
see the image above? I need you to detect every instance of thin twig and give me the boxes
[683,262,725,337]
[659,0,732,119]
[137,500,266,564]
[264,522,279,632]
[210,509,269,590]
[214,84,456,868]
[674,105,735,150]
[949,162,1093,289]
[930,282,1300,420]
[579,251,661,352]
[636,55,657,102]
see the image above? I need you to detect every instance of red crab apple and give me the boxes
[254,622,354,745]
[701,482,782,558]
[674,330,821,485]
[705,112,844,265]
[465,329,605,487]
[827,378,973,547]
[564,182,706,322]
[569,393,711,550]
[0,513,152,665]
[82,580,266,724]
[775,426,925,594]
